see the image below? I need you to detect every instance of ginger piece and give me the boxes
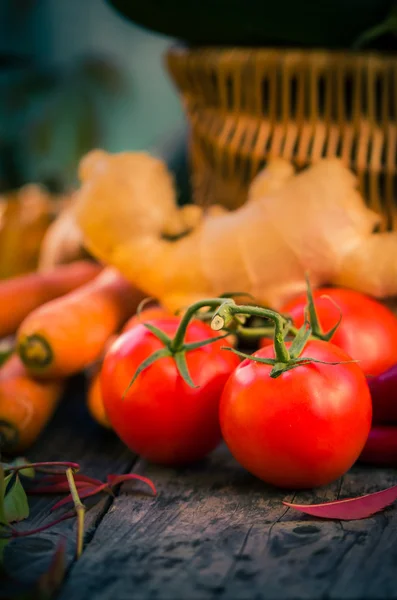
[0,185,60,278]
[38,193,88,271]
[72,149,397,312]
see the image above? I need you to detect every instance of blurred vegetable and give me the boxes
[87,367,111,429]
[0,184,67,278]
[359,426,397,467]
[369,364,397,424]
[17,268,145,378]
[0,355,63,454]
[86,335,116,429]
[0,260,101,338]
[74,151,397,315]
[38,197,87,271]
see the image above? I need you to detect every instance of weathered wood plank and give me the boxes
[2,376,134,594]
[57,444,397,600]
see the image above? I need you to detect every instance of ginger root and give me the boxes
[37,193,89,272]
[72,149,397,311]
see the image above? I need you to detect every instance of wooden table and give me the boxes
[2,375,397,600]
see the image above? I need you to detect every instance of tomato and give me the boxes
[263,288,397,377]
[220,340,372,489]
[101,318,240,465]
[123,305,171,333]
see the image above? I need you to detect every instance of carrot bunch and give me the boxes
[0,260,153,454]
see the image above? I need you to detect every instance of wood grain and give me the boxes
[57,441,397,600]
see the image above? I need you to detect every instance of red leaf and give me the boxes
[10,461,81,474]
[28,481,91,495]
[107,474,157,496]
[11,511,75,537]
[51,483,110,512]
[38,474,103,487]
[283,485,397,520]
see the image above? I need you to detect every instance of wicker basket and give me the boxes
[166,47,397,231]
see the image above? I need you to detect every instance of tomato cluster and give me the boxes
[98,289,397,489]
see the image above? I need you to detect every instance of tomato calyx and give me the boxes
[302,275,342,342]
[186,291,252,328]
[123,298,235,395]
[211,299,353,379]
[227,276,342,346]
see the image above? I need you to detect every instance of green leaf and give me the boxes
[4,474,29,524]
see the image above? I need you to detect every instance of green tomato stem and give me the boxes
[212,304,291,363]
[236,324,302,340]
[169,298,232,352]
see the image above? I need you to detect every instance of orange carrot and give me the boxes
[0,354,64,453]
[17,268,145,378]
[87,366,111,429]
[0,260,102,338]
[86,335,116,429]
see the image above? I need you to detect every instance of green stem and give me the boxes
[236,323,302,340]
[212,304,291,363]
[170,298,231,352]
[66,468,85,559]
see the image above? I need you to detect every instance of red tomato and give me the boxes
[263,288,397,377]
[123,305,171,333]
[101,318,240,465]
[220,340,372,489]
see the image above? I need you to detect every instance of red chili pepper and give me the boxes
[368,365,397,425]
[359,425,397,467]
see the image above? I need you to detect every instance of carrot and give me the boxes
[86,335,116,429]
[0,354,63,453]
[17,268,145,378]
[87,366,111,429]
[0,260,102,338]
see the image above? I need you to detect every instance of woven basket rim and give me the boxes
[167,44,397,62]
